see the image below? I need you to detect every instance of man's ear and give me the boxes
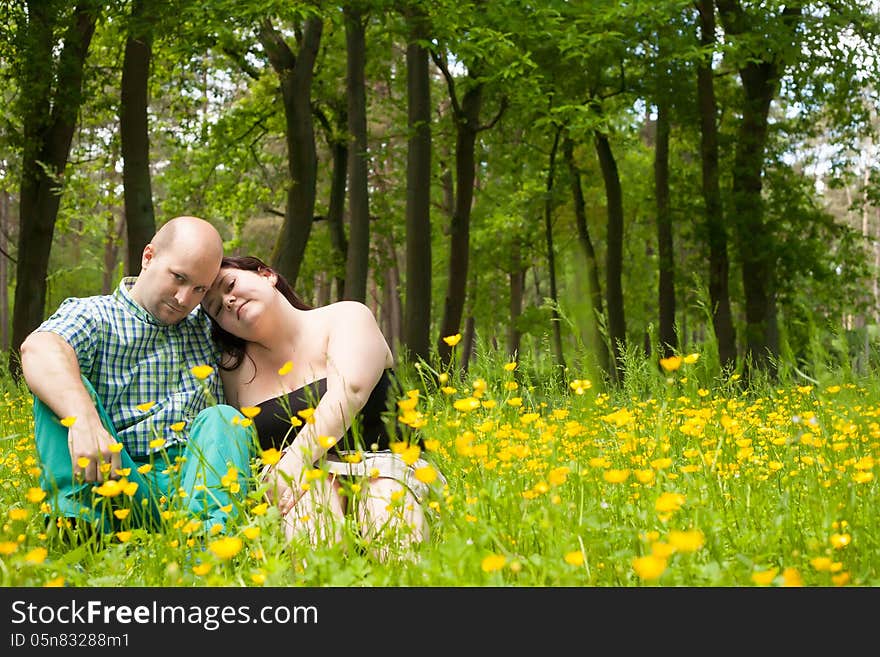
[141,244,155,270]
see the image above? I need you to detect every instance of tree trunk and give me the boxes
[120,0,155,275]
[327,136,349,302]
[718,0,801,375]
[655,100,676,357]
[508,240,525,360]
[10,1,99,377]
[544,127,566,372]
[259,17,323,289]
[594,130,626,384]
[314,104,349,301]
[344,6,370,302]
[697,0,736,371]
[564,136,610,375]
[0,190,8,351]
[437,79,482,365]
[402,9,432,362]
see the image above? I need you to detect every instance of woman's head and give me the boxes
[202,255,311,370]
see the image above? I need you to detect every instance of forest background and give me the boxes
[1,0,879,389]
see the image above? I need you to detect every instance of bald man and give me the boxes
[21,216,252,536]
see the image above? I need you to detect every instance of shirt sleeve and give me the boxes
[35,297,100,377]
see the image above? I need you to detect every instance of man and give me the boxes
[20,216,252,535]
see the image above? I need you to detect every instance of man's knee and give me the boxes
[190,404,253,452]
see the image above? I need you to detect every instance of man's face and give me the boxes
[134,243,221,325]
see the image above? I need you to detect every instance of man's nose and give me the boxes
[175,287,193,307]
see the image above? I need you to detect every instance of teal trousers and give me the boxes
[33,378,253,534]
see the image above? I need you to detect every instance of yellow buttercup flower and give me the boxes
[150,437,167,449]
[261,448,282,466]
[277,361,293,376]
[503,362,518,371]
[109,443,124,454]
[632,554,667,581]
[168,422,185,433]
[136,401,155,412]
[564,551,584,566]
[243,526,261,540]
[191,365,214,380]
[659,356,682,372]
[655,492,686,513]
[209,536,243,560]
[830,533,851,549]
[298,408,316,423]
[318,435,337,449]
[0,541,18,555]
[251,503,269,516]
[60,416,77,428]
[683,353,700,364]
[113,509,131,520]
[26,488,46,503]
[481,553,506,572]
[193,563,212,576]
[668,530,704,552]
[115,531,132,543]
[9,508,29,521]
[414,465,437,484]
[43,576,65,588]
[751,568,778,586]
[25,548,48,564]
[240,406,261,419]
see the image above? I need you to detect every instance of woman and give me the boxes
[201,256,443,557]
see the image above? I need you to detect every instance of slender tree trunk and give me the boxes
[259,17,323,289]
[103,211,125,294]
[437,80,482,364]
[314,105,349,301]
[327,137,349,302]
[697,0,736,370]
[402,9,432,362]
[120,0,155,275]
[655,100,676,357]
[344,6,370,302]
[544,127,566,372]
[564,136,609,375]
[508,240,525,360]
[11,1,99,377]
[595,130,626,384]
[0,190,8,351]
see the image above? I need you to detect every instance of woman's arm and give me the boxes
[270,302,392,511]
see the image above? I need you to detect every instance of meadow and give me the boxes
[1,341,878,588]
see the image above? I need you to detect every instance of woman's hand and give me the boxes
[264,449,306,515]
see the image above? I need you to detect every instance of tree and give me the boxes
[402,5,432,363]
[343,4,370,302]
[120,0,157,274]
[258,14,323,288]
[10,0,99,376]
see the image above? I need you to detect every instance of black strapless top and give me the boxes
[251,369,405,453]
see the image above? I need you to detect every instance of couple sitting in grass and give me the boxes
[21,216,443,559]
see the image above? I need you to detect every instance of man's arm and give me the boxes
[21,331,120,483]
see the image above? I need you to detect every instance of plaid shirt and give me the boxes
[36,277,225,457]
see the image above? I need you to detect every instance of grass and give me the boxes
[1,343,878,587]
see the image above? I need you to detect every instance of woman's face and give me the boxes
[202,266,277,335]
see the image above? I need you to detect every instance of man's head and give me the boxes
[129,216,224,325]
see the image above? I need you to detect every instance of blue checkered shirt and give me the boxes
[35,277,226,457]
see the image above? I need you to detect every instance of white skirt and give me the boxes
[325,450,448,503]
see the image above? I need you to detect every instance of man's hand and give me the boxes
[67,416,121,483]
